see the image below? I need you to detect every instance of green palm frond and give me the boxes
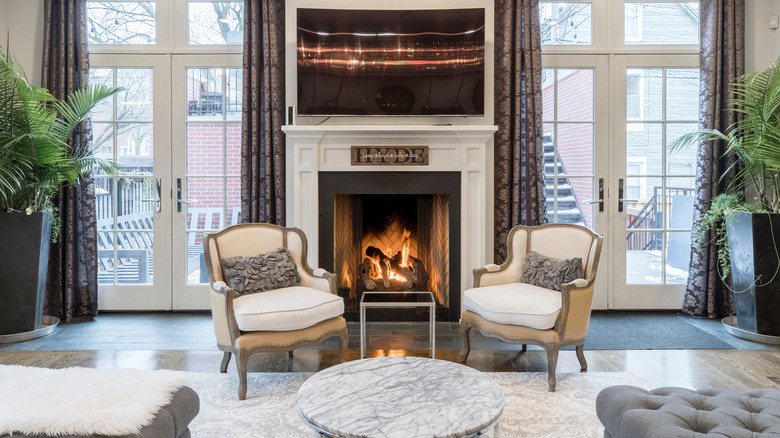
[0,48,122,240]
[669,57,780,213]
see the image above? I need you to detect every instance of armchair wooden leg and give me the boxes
[545,345,561,392]
[220,351,232,373]
[576,345,587,372]
[522,344,527,352]
[460,321,472,363]
[338,326,348,363]
[236,350,249,401]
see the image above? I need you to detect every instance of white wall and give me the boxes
[3,0,44,86]
[0,5,6,54]
[746,0,780,73]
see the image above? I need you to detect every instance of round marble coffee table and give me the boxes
[297,356,504,437]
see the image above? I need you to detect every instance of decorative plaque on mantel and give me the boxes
[351,146,429,166]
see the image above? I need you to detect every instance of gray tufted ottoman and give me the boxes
[596,385,780,438]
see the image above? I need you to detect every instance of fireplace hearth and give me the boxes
[319,172,461,322]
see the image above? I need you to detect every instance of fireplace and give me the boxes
[319,172,461,321]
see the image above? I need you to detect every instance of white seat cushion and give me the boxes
[463,283,562,330]
[232,286,344,331]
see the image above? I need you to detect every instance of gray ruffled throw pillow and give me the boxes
[221,247,302,295]
[522,251,583,291]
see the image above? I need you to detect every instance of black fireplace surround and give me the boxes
[319,172,461,322]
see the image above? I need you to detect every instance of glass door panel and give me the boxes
[541,55,609,308]
[172,55,242,309]
[613,56,698,308]
[90,56,171,310]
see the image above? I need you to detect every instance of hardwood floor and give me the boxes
[1,348,778,393]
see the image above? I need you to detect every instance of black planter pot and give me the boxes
[0,212,51,335]
[726,210,780,337]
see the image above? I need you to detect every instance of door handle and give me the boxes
[618,179,637,212]
[141,178,162,213]
[176,178,196,212]
[583,178,604,212]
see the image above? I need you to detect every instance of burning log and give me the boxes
[366,246,391,288]
[390,252,418,286]
[361,245,427,292]
[359,258,378,290]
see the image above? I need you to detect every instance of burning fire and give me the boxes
[367,229,412,282]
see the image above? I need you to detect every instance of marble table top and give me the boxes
[297,356,505,438]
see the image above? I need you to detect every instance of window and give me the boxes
[626,72,642,121]
[624,2,699,45]
[540,2,593,45]
[624,3,642,42]
[87,0,245,47]
[89,67,156,285]
[88,1,156,45]
[89,0,243,298]
[542,67,596,228]
[542,1,700,295]
[187,1,244,45]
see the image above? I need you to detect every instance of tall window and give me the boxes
[541,0,700,289]
[88,0,244,291]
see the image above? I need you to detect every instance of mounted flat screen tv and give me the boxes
[296,8,485,116]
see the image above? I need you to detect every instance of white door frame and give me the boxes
[92,54,173,310]
[171,54,242,310]
[542,54,610,309]
[610,54,698,309]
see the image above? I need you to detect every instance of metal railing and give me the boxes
[626,186,695,251]
[95,175,154,221]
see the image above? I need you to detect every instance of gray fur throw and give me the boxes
[522,251,583,291]
[221,247,302,294]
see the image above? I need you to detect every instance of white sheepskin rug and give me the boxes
[0,365,189,436]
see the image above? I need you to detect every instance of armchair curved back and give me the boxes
[526,225,601,281]
[478,224,603,288]
[202,223,335,347]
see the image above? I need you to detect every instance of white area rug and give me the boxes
[0,365,188,436]
[187,371,653,438]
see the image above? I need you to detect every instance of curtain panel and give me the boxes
[241,0,287,225]
[683,0,745,318]
[493,0,547,263]
[41,0,99,320]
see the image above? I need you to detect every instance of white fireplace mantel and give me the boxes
[283,124,497,291]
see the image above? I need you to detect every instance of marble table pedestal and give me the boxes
[297,356,505,438]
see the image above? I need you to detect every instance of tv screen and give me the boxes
[296,8,485,116]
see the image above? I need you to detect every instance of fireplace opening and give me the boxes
[319,172,461,322]
[334,194,450,316]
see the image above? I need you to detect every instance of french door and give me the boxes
[541,54,610,309]
[93,54,241,310]
[543,54,699,309]
[611,55,699,309]
[92,55,172,310]
[171,55,243,309]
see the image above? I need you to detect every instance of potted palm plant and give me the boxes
[670,58,780,337]
[0,50,120,336]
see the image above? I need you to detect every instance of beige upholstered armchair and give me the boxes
[460,223,603,392]
[203,223,348,400]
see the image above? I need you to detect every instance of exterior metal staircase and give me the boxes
[543,134,585,225]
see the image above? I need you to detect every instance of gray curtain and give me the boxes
[683,0,744,318]
[41,0,99,320]
[241,0,286,225]
[493,0,547,263]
